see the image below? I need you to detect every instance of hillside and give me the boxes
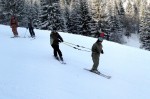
[0,25,150,99]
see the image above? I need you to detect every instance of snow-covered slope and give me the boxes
[0,25,150,99]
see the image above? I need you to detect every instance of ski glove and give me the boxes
[101,50,104,54]
[58,39,63,43]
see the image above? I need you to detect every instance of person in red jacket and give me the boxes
[99,32,105,38]
[10,16,19,37]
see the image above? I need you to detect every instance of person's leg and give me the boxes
[29,28,33,37]
[31,29,35,37]
[14,27,18,36]
[55,45,63,60]
[12,27,18,36]
[51,45,58,58]
[91,55,99,70]
[12,28,15,36]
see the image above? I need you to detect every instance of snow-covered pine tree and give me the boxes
[25,0,40,28]
[117,0,125,31]
[103,0,114,40]
[125,1,135,37]
[0,0,2,19]
[107,0,124,43]
[0,0,26,26]
[90,0,104,21]
[79,0,96,36]
[69,0,82,34]
[90,0,106,31]
[139,3,150,51]
[143,7,150,51]
[65,0,72,5]
[39,0,49,30]
[132,3,139,33]
[139,2,146,44]
[32,1,41,29]
[48,1,65,31]
[60,0,70,32]
[134,0,144,33]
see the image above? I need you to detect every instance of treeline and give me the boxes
[0,0,150,51]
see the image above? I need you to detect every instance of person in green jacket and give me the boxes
[90,37,104,74]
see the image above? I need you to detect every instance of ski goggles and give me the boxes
[98,37,103,42]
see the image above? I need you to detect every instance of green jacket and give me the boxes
[91,41,103,56]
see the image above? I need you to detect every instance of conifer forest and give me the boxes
[0,0,150,51]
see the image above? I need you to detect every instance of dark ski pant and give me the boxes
[51,44,62,58]
[29,28,35,37]
[91,53,100,70]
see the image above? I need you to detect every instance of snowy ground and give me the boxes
[0,25,150,99]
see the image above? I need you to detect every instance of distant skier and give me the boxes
[10,16,19,37]
[90,36,104,74]
[50,28,64,61]
[99,32,105,38]
[27,19,35,38]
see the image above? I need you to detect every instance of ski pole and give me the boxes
[62,42,91,52]
[63,41,91,50]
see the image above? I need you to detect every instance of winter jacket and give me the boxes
[28,22,33,29]
[50,32,63,45]
[91,41,103,57]
[10,17,18,28]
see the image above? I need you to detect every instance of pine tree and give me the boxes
[139,3,150,51]
[118,0,125,30]
[125,1,135,37]
[39,0,49,30]
[107,0,124,43]
[24,0,40,28]
[32,1,41,28]
[90,0,105,21]
[144,4,150,50]
[26,0,40,21]
[0,0,26,26]
[90,0,106,31]
[48,2,65,31]
[79,0,94,36]
[60,0,70,32]
[69,0,82,34]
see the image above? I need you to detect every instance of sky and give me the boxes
[0,24,150,99]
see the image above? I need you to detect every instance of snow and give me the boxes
[0,24,150,99]
[124,33,141,48]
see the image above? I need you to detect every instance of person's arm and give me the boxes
[58,33,63,42]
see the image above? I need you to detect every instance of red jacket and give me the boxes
[10,17,18,27]
[99,32,105,38]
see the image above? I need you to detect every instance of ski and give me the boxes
[30,38,36,40]
[53,56,66,64]
[59,60,66,64]
[10,36,20,38]
[84,68,111,79]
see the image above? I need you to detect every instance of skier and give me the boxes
[50,28,64,61]
[100,31,110,41]
[99,32,105,38]
[27,19,35,38]
[90,36,104,74]
[10,16,19,37]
